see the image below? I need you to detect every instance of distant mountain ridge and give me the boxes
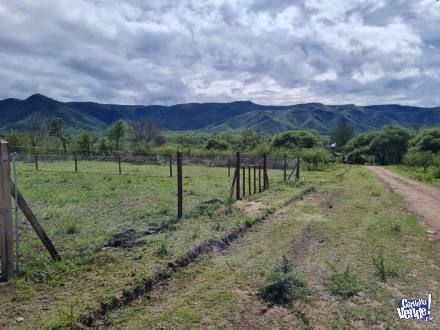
[0,94,439,135]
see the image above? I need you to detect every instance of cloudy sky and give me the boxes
[0,0,439,106]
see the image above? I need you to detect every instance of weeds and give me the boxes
[391,223,401,233]
[259,255,310,306]
[155,237,170,257]
[372,249,398,282]
[326,265,359,298]
[65,221,80,235]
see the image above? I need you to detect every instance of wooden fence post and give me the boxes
[248,165,251,195]
[253,165,256,194]
[0,141,14,280]
[263,154,268,190]
[118,156,122,175]
[283,154,287,182]
[35,154,38,171]
[258,166,261,193]
[228,156,231,178]
[242,166,245,197]
[74,153,78,173]
[177,152,183,220]
[229,168,238,199]
[169,154,173,177]
[296,157,300,181]
[236,152,240,200]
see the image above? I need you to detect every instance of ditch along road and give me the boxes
[365,166,440,235]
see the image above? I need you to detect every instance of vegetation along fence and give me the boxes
[0,142,300,282]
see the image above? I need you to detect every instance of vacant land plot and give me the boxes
[1,164,439,329]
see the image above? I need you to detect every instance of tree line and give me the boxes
[3,116,439,172]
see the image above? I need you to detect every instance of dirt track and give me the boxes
[365,166,440,233]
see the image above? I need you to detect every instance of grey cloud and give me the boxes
[0,0,440,106]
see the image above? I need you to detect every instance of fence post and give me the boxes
[118,155,122,175]
[263,154,268,190]
[74,153,78,173]
[0,141,14,281]
[248,165,251,195]
[236,152,240,200]
[12,153,19,273]
[258,166,262,193]
[284,153,287,182]
[253,165,256,194]
[228,156,231,178]
[35,153,38,171]
[296,157,300,181]
[169,154,173,177]
[177,152,183,220]
[242,166,245,197]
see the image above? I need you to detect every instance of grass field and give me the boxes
[1,162,439,329]
[388,165,440,189]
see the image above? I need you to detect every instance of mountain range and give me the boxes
[1,94,439,135]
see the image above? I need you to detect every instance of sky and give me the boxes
[0,0,439,106]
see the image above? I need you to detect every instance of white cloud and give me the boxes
[0,0,439,106]
[313,71,338,82]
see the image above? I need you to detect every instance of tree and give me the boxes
[49,117,67,153]
[331,123,354,151]
[107,119,129,152]
[133,117,161,144]
[369,125,411,164]
[412,128,440,153]
[25,116,45,153]
[403,148,433,172]
[302,148,332,171]
[236,129,267,150]
[205,137,229,151]
[344,126,411,165]
[5,131,28,152]
[272,131,319,149]
[344,132,379,164]
[76,132,94,155]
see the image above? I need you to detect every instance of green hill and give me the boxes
[1,94,439,135]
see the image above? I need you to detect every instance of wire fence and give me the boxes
[13,152,299,178]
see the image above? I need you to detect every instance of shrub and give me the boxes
[372,250,398,282]
[259,255,310,305]
[155,237,170,257]
[326,265,359,298]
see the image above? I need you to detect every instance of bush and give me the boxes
[302,148,332,171]
[259,255,310,305]
[372,250,398,282]
[155,237,170,257]
[326,265,359,298]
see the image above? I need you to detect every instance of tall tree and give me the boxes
[25,116,45,153]
[107,119,129,152]
[77,132,94,155]
[133,117,160,144]
[331,123,354,151]
[49,117,67,153]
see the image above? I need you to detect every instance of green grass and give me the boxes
[389,165,440,189]
[3,163,439,329]
[2,160,292,328]
[105,166,440,329]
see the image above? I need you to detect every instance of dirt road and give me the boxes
[365,166,440,233]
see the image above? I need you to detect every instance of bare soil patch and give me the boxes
[236,199,267,216]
